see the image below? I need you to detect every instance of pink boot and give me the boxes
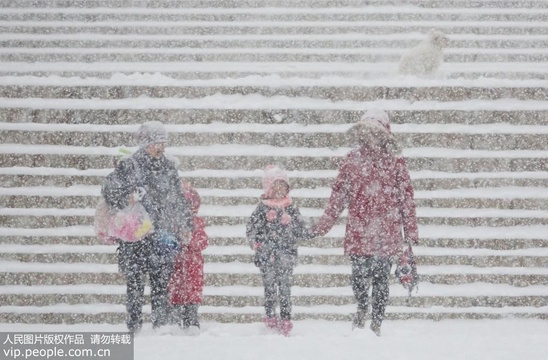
[263,316,278,330]
[278,320,293,336]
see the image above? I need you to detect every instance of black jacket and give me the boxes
[102,148,192,235]
[246,201,309,267]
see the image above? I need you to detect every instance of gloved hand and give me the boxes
[179,230,191,246]
[249,242,261,251]
[129,187,146,204]
[303,228,317,240]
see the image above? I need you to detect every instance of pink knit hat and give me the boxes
[262,165,289,198]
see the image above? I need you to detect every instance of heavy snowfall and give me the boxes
[0,0,547,359]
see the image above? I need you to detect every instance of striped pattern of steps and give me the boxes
[0,0,547,324]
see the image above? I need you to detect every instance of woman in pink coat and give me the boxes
[168,182,208,332]
[310,109,418,336]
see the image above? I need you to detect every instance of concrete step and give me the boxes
[2,51,548,63]
[2,193,547,210]
[1,251,547,267]
[2,12,547,23]
[2,129,546,150]
[2,172,547,190]
[2,23,548,36]
[1,309,546,324]
[3,38,548,49]
[1,109,544,126]
[3,71,547,82]
[1,0,547,9]
[1,212,546,228]
[14,60,546,74]
[0,61,547,79]
[2,292,546,308]
[0,152,545,172]
[2,271,547,287]
[1,84,546,101]
[2,234,547,250]
[2,261,548,284]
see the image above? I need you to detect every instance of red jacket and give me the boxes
[168,217,208,305]
[311,146,418,257]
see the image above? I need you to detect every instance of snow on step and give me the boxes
[2,122,547,135]
[1,261,547,276]
[1,74,547,87]
[3,33,548,41]
[1,206,547,219]
[1,167,547,182]
[2,224,547,240]
[1,144,546,159]
[2,283,548,297]
[1,47,548,56]
[4,20,548,28]
[3,7,548,15]
[1,96,547,111]
[1,244,548,258]
[1,303,547,315]
[2,185,548,199]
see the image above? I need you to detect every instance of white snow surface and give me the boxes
[1,144,547,159]
[0,320,546,360]
[3,5,548,15]
[1,122,547,134]
[1,95,547,111]
[1,73,547,88]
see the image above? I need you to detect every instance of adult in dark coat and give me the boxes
[102,121,192,332]
[310,110,419,336]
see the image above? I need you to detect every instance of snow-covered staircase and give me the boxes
[0,0,547,324]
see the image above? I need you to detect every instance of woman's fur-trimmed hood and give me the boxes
[347,109,401,156]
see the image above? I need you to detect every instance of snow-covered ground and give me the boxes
[1,320,547,360]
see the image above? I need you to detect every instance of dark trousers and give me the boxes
[118,238,174,332]
[260,255,294,321]
[259,254,295,320]
[350,255,391,327]
[173,304,200,328]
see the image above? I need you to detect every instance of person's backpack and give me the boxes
[395,244,419,297]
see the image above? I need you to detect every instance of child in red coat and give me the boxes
[168,182,208,331]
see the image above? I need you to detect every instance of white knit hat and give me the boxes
[360,109,391,132]
[137,121,168,147]
[348,109,401,155]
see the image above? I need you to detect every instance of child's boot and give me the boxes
[186,304,200,329]
[352,308,367,330]
[181,305,200,335]
[370,321,382,337]
[278,320,293,336]
[263,315,279,330]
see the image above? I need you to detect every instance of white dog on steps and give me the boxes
[398,29,450,77]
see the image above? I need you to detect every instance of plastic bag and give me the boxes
[94,198,117,245]
[109,202,154,243]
